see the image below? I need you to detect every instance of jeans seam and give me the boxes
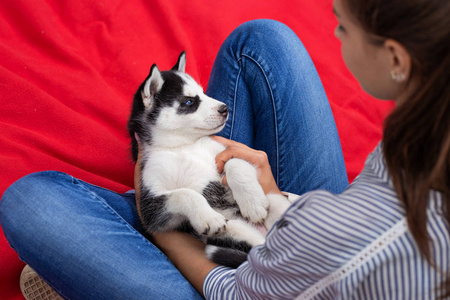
[237,53,280,184]
[229,67,242,140]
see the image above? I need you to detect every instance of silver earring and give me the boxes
[391,70,406,82]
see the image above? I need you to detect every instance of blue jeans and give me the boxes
[0,20,348,299]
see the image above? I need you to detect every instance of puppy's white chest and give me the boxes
[177,146,217,175]
[142,139,222,193]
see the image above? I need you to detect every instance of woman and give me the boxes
[1,0,448,299]
[150,0,450,298]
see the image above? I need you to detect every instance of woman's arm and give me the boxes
[151,231,219,296]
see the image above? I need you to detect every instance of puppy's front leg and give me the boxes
[225,158,269,223]
[165,188,228,237]
[264,193,291,229]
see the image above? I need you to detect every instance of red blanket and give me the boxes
[0,1,394,298]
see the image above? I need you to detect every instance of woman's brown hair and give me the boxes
[342,0,450,297]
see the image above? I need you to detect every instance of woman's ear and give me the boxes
[384,39,412,82]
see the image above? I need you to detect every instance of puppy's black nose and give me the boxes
[218,105,228,117]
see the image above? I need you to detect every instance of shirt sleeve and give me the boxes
[203,190,382,299]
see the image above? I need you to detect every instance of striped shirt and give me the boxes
[204,143,449,299]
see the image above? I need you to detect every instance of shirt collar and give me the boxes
[364,142,392,185]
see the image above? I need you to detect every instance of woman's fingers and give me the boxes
[221,175,228,187]
[211,135,250,149]
[211,135,281,195]
[216,147,269,171]
[212,135,268,171]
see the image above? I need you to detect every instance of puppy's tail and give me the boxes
[206,245,248,269]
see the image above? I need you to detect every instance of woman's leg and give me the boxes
[206,19,349,195]
[0,171,203,300]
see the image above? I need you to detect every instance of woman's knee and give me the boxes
[1,171,73,208]
[0,171,74,239]
[225,19,303,55]
[232,19,297,41]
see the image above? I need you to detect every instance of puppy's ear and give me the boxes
[171,51,186,73]
[142,64,163,109]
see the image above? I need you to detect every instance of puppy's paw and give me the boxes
[236,192,269,224]
[192,210,228,237]
[224,158,269,223]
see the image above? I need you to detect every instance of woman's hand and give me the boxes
[212,136,282,195]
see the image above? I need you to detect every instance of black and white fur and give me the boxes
[128,52,290,268]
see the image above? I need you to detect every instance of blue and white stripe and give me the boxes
[204,143,449,299]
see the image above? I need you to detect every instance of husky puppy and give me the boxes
[128,52,290,268]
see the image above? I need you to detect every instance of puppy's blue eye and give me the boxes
[185,99,193,106]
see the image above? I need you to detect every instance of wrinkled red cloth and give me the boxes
[0,1,393,298]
